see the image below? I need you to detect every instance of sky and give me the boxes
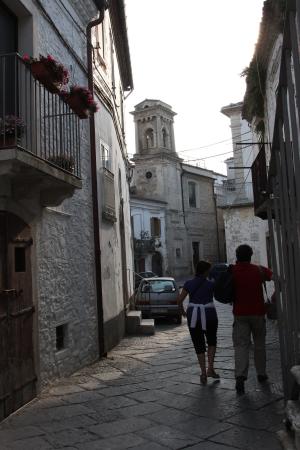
[124,0,265,175]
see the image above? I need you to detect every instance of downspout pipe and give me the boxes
[87,5,106,357]
[213,180,221,261]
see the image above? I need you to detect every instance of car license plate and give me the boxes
[151,308,167,314]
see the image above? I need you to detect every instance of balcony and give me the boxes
[251,145,268,219]
[134,238,156,256]
[0,53,82,207]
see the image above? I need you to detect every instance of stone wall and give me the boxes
[223,206,270,266]
[6,0,133,384]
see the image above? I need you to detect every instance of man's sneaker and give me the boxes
[235,377,245,394]
[257,374,268,382]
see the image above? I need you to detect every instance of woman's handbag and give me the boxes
[259,266,277,320]
[265,292,277,321]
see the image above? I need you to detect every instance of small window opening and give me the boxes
[56,324,67,351]
[151,217,161,237]
[162,128,167,147]
[145,128,154,148]
[188,182,197,208]
[15,247,26,272]
[176,248,181,258]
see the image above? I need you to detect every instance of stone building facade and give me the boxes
[0,0,133,420]
[130,99,222,279]
[220,102,271,269]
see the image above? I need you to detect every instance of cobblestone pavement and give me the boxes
[0,303,284,449]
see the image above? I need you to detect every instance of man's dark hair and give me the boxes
[195,260,211,275]
[236,244,253,262]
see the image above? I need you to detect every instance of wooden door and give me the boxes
[0,212,36,421]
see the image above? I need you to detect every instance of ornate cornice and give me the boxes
[109,0,133,91]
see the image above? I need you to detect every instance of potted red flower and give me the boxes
[23,54,69,94]
[0,115,25,147]
[61,85,98,119]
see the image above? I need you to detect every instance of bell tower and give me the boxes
[130,99,187,278]
[131,99,178,157]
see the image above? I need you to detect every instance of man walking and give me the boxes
[232,244,272,394]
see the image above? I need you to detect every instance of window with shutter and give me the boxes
[150,217,161,237]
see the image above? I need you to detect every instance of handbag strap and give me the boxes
[258,266,269,301]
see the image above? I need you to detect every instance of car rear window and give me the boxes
[141,280,176,293]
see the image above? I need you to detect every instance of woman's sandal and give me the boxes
[207,369,220,379]
[200,373,207,384]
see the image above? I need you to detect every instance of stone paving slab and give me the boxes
[0,303,284,449]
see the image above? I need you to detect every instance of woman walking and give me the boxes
[177,260,219,384]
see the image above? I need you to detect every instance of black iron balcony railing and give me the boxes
[134,238,156,255]
[0,53,81,177]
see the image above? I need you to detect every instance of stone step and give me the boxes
[126,310,142,334]
[277,430,296,450]
[291,366,300,386]
[140,319,155,335]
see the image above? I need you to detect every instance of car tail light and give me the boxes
[135,298,150,305]
[168,299,178,305]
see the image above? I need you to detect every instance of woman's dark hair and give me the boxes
[195,260,211,275]
[236,244,253,262]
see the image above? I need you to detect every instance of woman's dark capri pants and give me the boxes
[187,309,218,354]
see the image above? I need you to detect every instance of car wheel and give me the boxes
[175,315,182,325]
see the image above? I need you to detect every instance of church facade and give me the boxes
[130,99,224,279]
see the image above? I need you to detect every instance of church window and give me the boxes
[162,128,167,147]
[176,248,181,258]
[188,182,197,208]
[150,217,161,237]
[175,240,183,258]
[145,128,154,148]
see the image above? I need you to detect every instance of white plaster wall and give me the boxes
[223,207,274,296]
[223,207,269,265]
[131,202,167,273]
[95,104,134,324]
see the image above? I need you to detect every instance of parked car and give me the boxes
[135,277,182,324]
[209,263,229,281]
[134,271,157,290]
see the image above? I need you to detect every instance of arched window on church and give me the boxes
[162,128,167,147]
[145,128,154,148]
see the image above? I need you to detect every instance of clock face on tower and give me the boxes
[145,171,152,179]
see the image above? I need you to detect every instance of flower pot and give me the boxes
[65,94,90,119]
[31,61,62,94]
[0,135,17,148]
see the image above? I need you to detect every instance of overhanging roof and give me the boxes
[109,0,133,91]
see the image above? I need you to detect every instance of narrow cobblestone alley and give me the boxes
[0,304,284,450]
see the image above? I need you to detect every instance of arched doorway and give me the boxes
[152,252,163,276]
[0,211,36,421]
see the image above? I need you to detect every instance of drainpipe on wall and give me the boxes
[180,170,186,225]
[213,180,221,261]
[87,3,107,357]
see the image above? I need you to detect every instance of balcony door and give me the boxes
[0,212,36,421]
[0,1,18,117]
